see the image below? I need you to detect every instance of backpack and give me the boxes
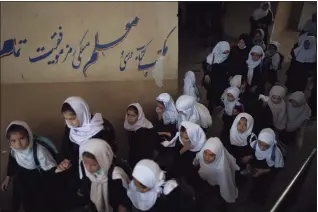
[113,157,133,179]
[194,103,213,129]
[32,135,60,169]
[251,138,287,161]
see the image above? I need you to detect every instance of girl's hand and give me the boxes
[180,142,192,154]
[118,205,129,212]
[233,109,239,116]
[56,159,72,173]
[204,75,211,84]
[1,176,10,191]
[241,155,253,164]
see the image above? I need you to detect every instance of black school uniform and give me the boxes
[132,185,195,212]
[228,46,250,77]
[230,134,255,169]
[203,59,230,109]
[127,127,162,168]
[253,103,274,135]
[59,117,117,207]
[90,165,132,212]
[286,47,316,93]
[167,141,199,187]
[7,154,56,212]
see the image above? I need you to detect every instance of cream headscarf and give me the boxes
[230,113,255,146]
[194,137,239,203]
[7,121,57,171]
[268,86,287,130]
[286,91,311,132]
[293,35,317,63]
[250,128,284,168]
[252,2,272,21]
[64,96,104,145]
[176,95,200,127]
[206,41,230,65]
[124,103,153,131]
[156,93,179,125]
[221,86,241,116]
[229,75,242,88]
[246,45,265,85]
[183,70,200,102]
[81,139,127,212]
[127,159,178,211]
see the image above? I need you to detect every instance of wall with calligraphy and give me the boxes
[0,2,178,84]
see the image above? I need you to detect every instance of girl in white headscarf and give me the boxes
[286,35,317,92]
[246,128,284,205]
[81,138,131,212]
[176,95,212,130]
[229,113,256,168]
[165,121,206,183]
[124,103,160,168]
[58,96,117,197]
[251,29,266,50]
[220,86,244,146]
[246,45,265,94]
[250,2,274,45]
[258,86,287,135]
[193,137,239,203]
[203,41,231,111]
[127,159,195,212]
[156,93,179,126]
[1,121,57,212]
[265,41,283,88]
[183,70,200,102]
[282,91,311,147]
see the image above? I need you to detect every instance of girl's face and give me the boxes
[304,40,310,50]
[251,52,261,61]
[227,93,235,102]
[237,118,247,133]
[203,149,216,164]
[157,102,165,112]
[262,3,269,11]
[268,45,277,55]
[82,155,100,174]
[180,130,190,145]
[289,99,301,107]
[127,109,138,125]
[258,140,270,151]
[254,32,262,41]
[223,50,230,55]
[63,111,80,127]
[271,95,282,104]
[9,132,29,150]
[238,39,246,49]
[133,178,151,193]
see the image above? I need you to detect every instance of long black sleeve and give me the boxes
[167,187,196,212]
[109,179,132,210]
[7,154,18,177]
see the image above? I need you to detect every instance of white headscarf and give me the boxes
[229,75,242,88]
[81,139,127,212]
[176,95,200,127]
[286,91,311,132]
[156,93,179,125]
[124,103,153,131]
[64,97,104,145]
[206,41,230,65]
[293,35,317,63]
[268,86,287,130]
[246,45,265,85]
[252,2,271,21]
[250,128,284,168]
[222,87,241,116]
[179,121,206,152]
[7,121,57,171]
[183,70,200,102]
[127,159,178,211]
[194,137,239,203]
[230,113,254,146]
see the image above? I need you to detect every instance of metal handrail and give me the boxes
[270,148,317,212]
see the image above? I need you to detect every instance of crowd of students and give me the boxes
[1,2,316,212]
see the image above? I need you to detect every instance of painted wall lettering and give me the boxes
[1,16,176,78]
